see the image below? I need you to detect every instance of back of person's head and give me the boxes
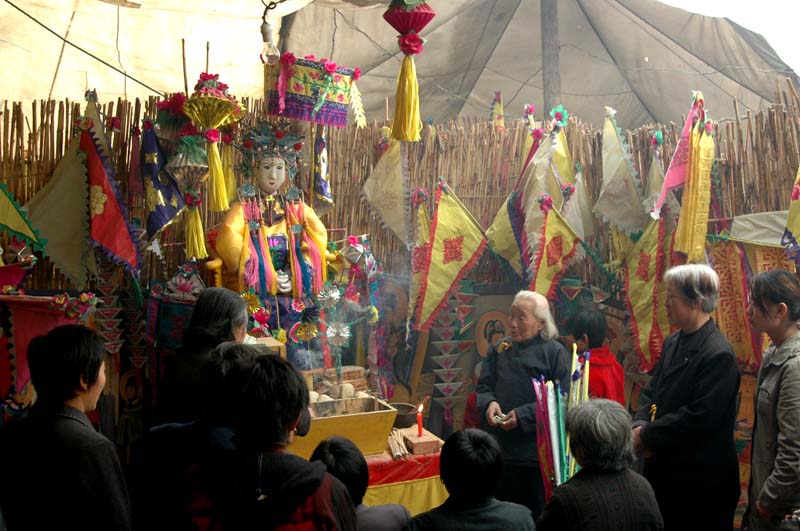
[310,437,368,506]
[567,399,633,471]
[27,324,104,407]
[440,429,503,502]
[223,345,309,449]
[184,288,248,349]
[749,269,800,321]
[200,341,259,422]
[567,309,608,349]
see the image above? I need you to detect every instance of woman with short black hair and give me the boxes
[157,287,248,423]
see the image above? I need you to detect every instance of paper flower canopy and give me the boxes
[264,53,365,129]
[182,73,245,212]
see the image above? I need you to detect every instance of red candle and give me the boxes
[417,405,423,438]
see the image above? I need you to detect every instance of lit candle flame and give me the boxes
[418,404,424,413]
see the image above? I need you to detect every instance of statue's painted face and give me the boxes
[256,156,287,194]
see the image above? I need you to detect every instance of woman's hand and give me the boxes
[500,409,518,431]
[486,401,504,426]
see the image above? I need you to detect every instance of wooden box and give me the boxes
[288,397,397,459]
[400,427,443,455]
[253,335,286,359]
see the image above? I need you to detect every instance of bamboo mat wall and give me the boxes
[1,80,799,291]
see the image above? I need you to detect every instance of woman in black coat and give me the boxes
[633,264,741,531]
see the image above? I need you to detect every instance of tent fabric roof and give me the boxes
[286,0,799,128]
[1,1,796,129]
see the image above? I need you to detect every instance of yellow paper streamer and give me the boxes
[206,141,228,212]
[185,207,208,259]
[222,143,237,204]
[674,120,714,262]
[392,55,422,142]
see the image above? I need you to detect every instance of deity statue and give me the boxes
[209,121,328,311]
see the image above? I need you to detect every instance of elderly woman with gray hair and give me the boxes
[633,264,741,531]
[477,290,570,519]
[537,399,663,530]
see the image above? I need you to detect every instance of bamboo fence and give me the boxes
[1,79,799,292]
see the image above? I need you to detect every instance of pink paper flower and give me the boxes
[398,33,424,55]
[323,60,337,76]
[532,128,544,140]
[281,52,297,66]
[304,54,317,61]
[793,183,800,201]
[254,307,270,326]
[524,104,535,115]
[353,67,361,81]
[205,129,220,143]
[704,121,715,134]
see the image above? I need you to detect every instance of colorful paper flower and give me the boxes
[253,307,270,327]
[291,298,305,312]
[704,120,715,134]
[398,32,424,55]
[532,128,544,140]
[561,183,575,198]
[326,323,351,347]
[273,328,287,344]
[367,306,380,325]
[241,291,261,314]
[205,129,220,143]
[550,105,568,128]
[304,54,317,61]
[538,193,554,213]
[281,52,297,66]
[651,130,663,146]
[317,283,341,309]
[322,60,338,76]
[353,67,362,81]
[792,183,800,202]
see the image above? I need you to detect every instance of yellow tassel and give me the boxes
[185,207,208,259]
[222,143,237,203]
[207,142,229,212]
[392,55,422,142]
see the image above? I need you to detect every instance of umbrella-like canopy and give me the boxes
[287,0,799,128]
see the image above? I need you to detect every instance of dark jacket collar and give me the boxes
[662,318,718,379]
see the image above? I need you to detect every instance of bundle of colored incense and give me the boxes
[532,377,554,501]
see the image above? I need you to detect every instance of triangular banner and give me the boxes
[530,198,580,300]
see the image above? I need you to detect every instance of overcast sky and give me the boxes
[659,0,799,74]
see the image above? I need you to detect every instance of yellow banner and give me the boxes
[674,120,715,262]
[530,203,579,300]
[415,184,487,330]
[710,241,759,370]
[486,198,523,277]
[623,218,674,371]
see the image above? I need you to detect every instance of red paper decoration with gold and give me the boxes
[383,0,436,142]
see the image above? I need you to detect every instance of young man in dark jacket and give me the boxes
[0,325,131,531]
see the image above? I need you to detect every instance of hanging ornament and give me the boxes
[383,0,436,142]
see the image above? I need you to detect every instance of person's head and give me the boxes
[567,399,633,471]
[223,344,309,450]
[185,288,248,348]
[748,269,800,340]
[565,309,608,352]
[310,437,368,506]
[510,290,558,342]
[255,155,288,195]
[27,325,106,413]
[663,264,719,331]
[440,429,503,502]
[200,341,259,422]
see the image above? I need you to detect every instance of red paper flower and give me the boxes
[205,129,220,143]
[281,52,297,66]
[176,122,200,137]
[199,72,218,82]
[323,60,337,76]
[524,104,535,115]
[294,143,303,151]
[704,121,715,134]
[353,67,361,81]
[532,128,544,140]
[398,32,424,55]
[183,192,202,207]
[793,183,800,201]
[275,130,285,139]
[253,307,270,326]
[157,93,186,116]
[222,133,233,144]
[142,119,154,130]
[243,139,254,149]
[216,82,229,92]
[304,54,317,61]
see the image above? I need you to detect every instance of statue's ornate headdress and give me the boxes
[237,120,304,181]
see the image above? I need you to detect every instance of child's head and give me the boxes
[565,309,608,352]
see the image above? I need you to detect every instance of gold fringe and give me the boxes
[206,141,229,212]
[185,207,208,259]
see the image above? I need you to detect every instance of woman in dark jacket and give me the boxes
[477,290,571,519]
[633,264,741,530]
[157,287,248,424]
[538,399,663,531]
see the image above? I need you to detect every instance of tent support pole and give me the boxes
[541,0,561,114]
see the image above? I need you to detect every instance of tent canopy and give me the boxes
[2,0,797,129]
